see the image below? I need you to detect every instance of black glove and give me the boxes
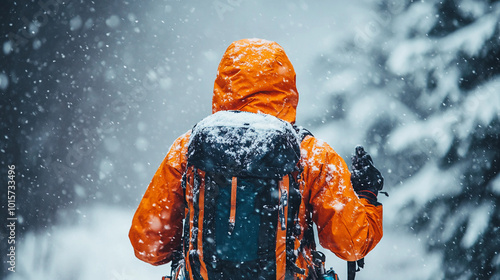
[351,145,384,205]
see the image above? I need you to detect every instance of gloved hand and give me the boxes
[351,145,384,204]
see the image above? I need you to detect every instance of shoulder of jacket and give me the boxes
[299,133,343,161]
[167,131,191,157]
[174,130,192,145]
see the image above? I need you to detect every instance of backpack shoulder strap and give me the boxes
[293,125,313,142]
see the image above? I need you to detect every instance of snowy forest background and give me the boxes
[1,0,499,279]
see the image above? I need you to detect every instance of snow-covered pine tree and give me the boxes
[310,0,500,278]
[385,1,500,279]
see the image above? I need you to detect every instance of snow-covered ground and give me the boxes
[6,203,439,280]
[6,206,165,280]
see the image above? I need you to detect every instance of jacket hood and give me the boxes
[212,38,298,123]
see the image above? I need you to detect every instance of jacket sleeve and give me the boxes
[129,132,190,266]
[300,136,383,262]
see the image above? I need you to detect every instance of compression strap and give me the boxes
[228,177,237,234]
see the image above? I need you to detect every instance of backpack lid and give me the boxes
[188,111,301,178]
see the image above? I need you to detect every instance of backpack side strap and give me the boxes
[228,177,237,235]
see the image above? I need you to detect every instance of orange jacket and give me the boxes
[129,39,383,276]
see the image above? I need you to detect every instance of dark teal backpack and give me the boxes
[181,110,305,280]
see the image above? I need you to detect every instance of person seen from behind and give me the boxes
[129,38,384,280]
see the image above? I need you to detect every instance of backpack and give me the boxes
[180,110,309,280]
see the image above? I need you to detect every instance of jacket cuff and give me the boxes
[356,190,380,206]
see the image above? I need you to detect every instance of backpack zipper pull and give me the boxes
[279,176,289,231]
[279,189,288,230]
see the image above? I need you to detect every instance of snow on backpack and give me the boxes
[180,110,305,280]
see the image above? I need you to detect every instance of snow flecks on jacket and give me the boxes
[166,131,191,170]
[331,201,345,212]
[325,164,339,184]
[148,215,162,231]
